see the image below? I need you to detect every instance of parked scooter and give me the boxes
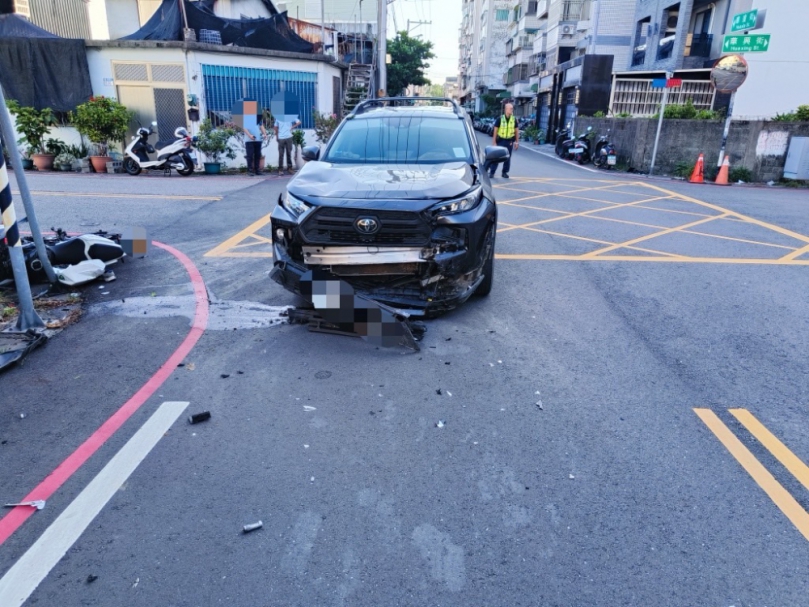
[123,122,196,176]
[593,130,617,169]
[554,125,572,157]
[571,127,594,164]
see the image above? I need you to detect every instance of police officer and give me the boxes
[489,103,519,179]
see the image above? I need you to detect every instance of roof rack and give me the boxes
[350,97,465,118]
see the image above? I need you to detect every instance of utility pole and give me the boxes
[321,0,326,55]
[587,0,601,55]
[407,19,431,36]
[377,0,387,96]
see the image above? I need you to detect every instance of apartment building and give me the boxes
[458,0,511,114]
[504,0,541,117]
[275,0,377,35]
[533,0,634,133]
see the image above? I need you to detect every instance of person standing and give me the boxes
[275,114,301,176]
[489,103,519,179]
[243,114,267,177]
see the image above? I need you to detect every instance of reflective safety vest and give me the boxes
[497,115,516,140]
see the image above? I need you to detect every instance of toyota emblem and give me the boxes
[354,216,380,235]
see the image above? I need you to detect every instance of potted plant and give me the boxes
[195,118,238,174]
[55,152,76,171]
[6,100,57,171]
[15,142,34,170]
[292,128,305,168]
[70,96,133,172]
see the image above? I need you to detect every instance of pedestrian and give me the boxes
[243,113,266,177]
[488,103,519,179]
[275,114,301,176]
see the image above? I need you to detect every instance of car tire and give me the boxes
[123,157,141,176]
[476,234,495,296]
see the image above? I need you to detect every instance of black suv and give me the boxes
[270,98,509,316]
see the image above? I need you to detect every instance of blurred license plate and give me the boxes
[572,148,583,154]
[607,155,617,165]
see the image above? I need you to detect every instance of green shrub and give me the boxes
[592,111,606,118]
[729,166,753,183]
[6,100,56,154]
[673,161,693,178]
[195,118,239,163]
[773,105,809,122]
[617,112,632,118]
[796,105,809,121]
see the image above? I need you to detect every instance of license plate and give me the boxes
[607,155,617,165]
[571,148,583,154]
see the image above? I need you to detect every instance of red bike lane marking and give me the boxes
[0,241,209,546]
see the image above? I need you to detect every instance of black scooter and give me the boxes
[554,125,572,157]
[593,130,617,169]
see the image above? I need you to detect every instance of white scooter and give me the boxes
[123,122,196,176]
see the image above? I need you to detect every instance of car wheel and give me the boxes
[476,235,495,296]
[123,157,141,176]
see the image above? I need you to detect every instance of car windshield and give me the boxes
[323,115,473,164]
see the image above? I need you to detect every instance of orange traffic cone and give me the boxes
[689,153,704,184]
[715,156,730,185]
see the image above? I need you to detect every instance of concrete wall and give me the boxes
[577,116,809,181]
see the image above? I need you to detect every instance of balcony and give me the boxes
[536,0,548,17]
[686,33,713,57]
[505,63,530,86]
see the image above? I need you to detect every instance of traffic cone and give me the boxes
[689,153,704,184]
[715,156,730,186]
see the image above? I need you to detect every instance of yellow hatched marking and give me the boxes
[205,214,272,257]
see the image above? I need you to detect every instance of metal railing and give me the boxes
[687,33,713,58]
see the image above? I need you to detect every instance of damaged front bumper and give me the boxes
[270,197,496,315]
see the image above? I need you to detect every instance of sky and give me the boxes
[387,0,462,84]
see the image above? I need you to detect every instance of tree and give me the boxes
[386,32,436,97]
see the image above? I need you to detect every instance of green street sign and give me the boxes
[731,9,758,32]
[722,33,770,53]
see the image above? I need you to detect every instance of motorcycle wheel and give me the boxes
[594,156,604,169]
[577,153,589,165]
[177,156,194,176]
[123,157,141,176]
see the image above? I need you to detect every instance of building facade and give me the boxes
[275,0,377,35]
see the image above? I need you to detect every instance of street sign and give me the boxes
[666,79,682,88]
[722,34,770,53]
[651,79,667,88]
[731,9,758,32]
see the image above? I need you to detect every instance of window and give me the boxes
[657,3,679,60]
[632,17,650,66]
[323,116,473,165]
[495,9,509,21]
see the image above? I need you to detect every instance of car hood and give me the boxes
[288,162,476,203]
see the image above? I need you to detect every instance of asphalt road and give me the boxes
[1,143,808,606]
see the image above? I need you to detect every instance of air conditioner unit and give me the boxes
[562,25,572,34]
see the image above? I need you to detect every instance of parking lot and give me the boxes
[2,146,809,606]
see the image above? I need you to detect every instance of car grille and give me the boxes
[301,207,431,246]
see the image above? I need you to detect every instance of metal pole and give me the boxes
[0,150,45,331]
[588,0,601,55]
[321,0,326,56]
[0,85,57,285]
[178,0,189,30]
[377,0,387,96]
[649,85,670,176]
[717,91,736,167]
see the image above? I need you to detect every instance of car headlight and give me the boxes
[283,192,311,218]
[431,187,483,216]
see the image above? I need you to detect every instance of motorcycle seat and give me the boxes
[155,140,174,150]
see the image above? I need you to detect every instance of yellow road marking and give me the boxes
[498,201,571,214]
[729,409,809,492]
[780,242,809,262]
[497,195,672,234]
[204,214,272,257]
[497,221,685,258]
[14,190,221,201]
[495,254,809,265]
[643,183,809,246]
[693,408,809,542]
[582,213,727,258]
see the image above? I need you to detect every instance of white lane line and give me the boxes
[0,401,189,607]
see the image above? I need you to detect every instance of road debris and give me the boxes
[188,411,211,424]
[4,500,45,510]
[220,374,230,379]
[436,420,446,428]
[242,521,263,533]
[86,575,98,584]
[569,474,575,480]
[303,405,316,411]
[0,330,47,372]
[436,388,442,395]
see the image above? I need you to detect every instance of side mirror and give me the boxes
[484,145,509,164]
[301,145,320,162]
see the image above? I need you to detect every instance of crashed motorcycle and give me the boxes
[123,122,196,176]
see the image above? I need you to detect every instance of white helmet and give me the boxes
[174,127,188,138]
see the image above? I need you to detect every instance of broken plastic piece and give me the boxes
[242,521,263,533]
[188,411,211,424]
[55,259,106,287]
[4,500,45,510]
[436,420,446,428]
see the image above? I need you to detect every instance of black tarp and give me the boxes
[0,14,92,111]
[122,0,313,54]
